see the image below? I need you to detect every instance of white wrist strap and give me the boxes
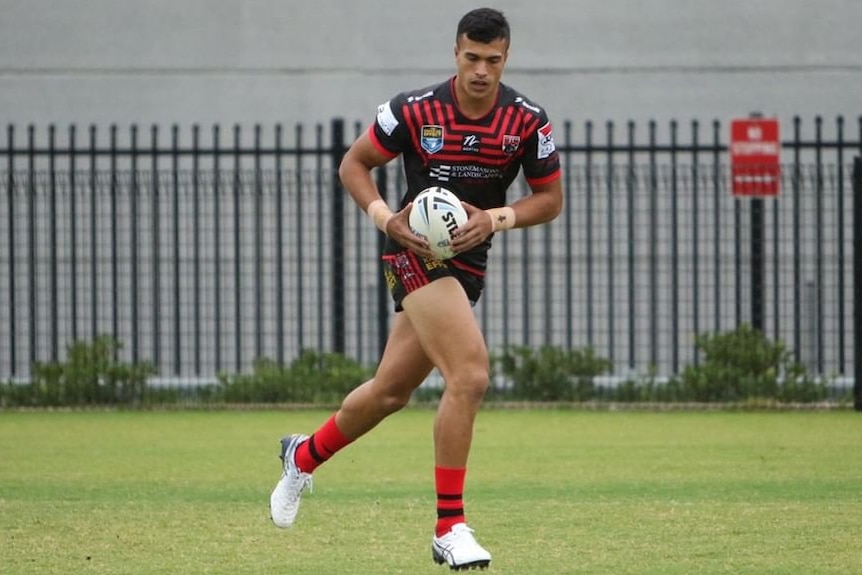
[366,199,394,233]
[485,206,516,232]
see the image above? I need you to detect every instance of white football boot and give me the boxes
[269,434,313,528]
[432,523,492,571]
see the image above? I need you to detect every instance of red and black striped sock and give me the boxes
[293,414,352,473]
[435,466,467,537]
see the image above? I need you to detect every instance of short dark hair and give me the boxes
[456,8,510,46]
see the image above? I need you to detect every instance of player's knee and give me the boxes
[368,374,415,414]
[445,367,489,404]
[378,388,412,414]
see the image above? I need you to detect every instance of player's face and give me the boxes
[454,35,508,103]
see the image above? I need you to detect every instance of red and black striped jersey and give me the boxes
[368,76,561,268]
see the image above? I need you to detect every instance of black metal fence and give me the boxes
[1,118,860,402]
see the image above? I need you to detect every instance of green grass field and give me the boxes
[1,408,860,574]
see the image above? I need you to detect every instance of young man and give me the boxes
[270,7,562,570]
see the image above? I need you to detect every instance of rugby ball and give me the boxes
[408,187,468,260]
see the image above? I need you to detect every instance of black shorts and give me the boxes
[381,250,486,312]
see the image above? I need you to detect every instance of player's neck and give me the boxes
[452,78,498,120]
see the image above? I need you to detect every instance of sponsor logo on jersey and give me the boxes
[461,134,481,153]
[421,125,444,154]
[407,90,434,103]
[429,165,452,182]
[514,96,542,114]
[393,252,415,281]
[537,122,556,160]
[384,266,397,290]
[502,135,520,154]
[376,100,399,136]
[430,164,503,183]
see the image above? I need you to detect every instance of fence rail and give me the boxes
[1,118,861,404]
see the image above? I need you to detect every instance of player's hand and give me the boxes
[387,202,436,259]
[450,201,493,254]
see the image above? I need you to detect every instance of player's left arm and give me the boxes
[452,176,561,252]
[507,176,563,228]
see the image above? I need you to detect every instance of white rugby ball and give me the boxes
[408,187,468,260]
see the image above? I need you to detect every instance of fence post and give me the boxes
[27,125,37,367]
[48,124,58,361]
[7,125,16,376]
[751,196,765,333]
[331,118,347,354]
[749,113,765,335]
[854,156,862,411]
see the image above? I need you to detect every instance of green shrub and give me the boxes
[488,327,830,404]
[1,336,157,407]
[679,323,828,403]
[494,345,612,401]
[0,378,32,407]
[217,350,374,403]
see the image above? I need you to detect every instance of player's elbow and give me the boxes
[546,191,563,221]
[337,151,356,185]
[538,188,563,224]
[529,179,563,224]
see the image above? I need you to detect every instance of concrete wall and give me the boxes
[2,0,860,136]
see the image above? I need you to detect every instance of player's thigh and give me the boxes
[401,277,488,379]
[374,311,435,394]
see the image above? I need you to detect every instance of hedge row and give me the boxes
[0,325,842,407]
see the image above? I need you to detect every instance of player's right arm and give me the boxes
[339,131,432,257]
[339,131,394,214]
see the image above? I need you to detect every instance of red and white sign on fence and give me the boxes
[730,117,781,197]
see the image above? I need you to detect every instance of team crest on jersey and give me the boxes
[421,125,444,154]
[502,134,521,154]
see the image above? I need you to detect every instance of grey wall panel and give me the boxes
[2,71,857,134]
[1,0,859,127]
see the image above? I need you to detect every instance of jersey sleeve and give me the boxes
[368,94,410,159]
[521,110,562,186]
